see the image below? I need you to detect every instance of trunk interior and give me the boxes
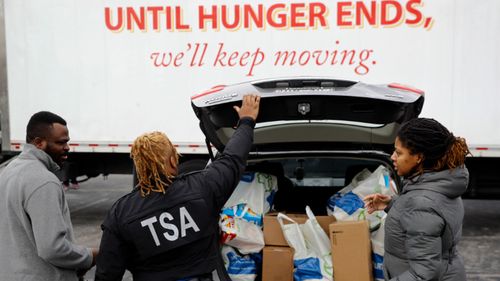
[245,154,397,215]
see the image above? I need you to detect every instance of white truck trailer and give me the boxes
[1,0,499,195]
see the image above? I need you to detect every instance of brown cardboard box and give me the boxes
[329,220,374,281]
[263,213,336,246]
[262,246,294,281]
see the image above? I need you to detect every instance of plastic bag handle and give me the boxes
[277,213,308,252]
[305,205,317,221]
[276,213,298,229]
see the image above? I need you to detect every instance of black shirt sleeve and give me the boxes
[94,209,129,281]
[201,117,255,209]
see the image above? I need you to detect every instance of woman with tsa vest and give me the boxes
[95,95,260,281]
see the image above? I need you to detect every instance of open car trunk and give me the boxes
[191,77,424,156]
[191,77,424,213]
[244,153,396,215]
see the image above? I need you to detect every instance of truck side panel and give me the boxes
[1,1,500,192]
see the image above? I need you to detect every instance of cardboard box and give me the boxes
[262,246,294,281]
[263,213,336,246]
[329,220,374,281]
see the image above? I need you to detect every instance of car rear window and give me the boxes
[278,157,383,188]
[246,157,392,215]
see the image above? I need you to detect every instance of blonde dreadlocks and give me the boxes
[131,131,180,197]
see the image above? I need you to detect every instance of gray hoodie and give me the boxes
[0,144,92,281]
[383,167,468,281]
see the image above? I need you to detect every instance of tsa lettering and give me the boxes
[141,207,200,246]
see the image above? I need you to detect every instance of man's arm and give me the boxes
[26,182,93,269]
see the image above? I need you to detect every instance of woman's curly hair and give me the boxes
[397,118,470,174]
[131,131,180,197]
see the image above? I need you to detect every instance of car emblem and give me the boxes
[297,103,311,115]
[204,93,238,105]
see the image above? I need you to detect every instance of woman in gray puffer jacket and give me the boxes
[364,118,470,281]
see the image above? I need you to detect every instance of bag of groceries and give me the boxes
[219,171,277,256]
[277,206,333,281]
[371,215,386,281]
[221,245,260,281]
[327,165,396,231]
[219,213,265,254]
[223,172,278,217]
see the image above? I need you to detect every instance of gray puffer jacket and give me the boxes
[383,167,468,281]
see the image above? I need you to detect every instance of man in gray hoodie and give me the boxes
[0,111,98,281]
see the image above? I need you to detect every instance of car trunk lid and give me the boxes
[191,77,424,155]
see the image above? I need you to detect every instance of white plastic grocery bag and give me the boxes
[219,172,276,255]
[224,172,278,216]
[301,207,331,261]
[371,214,386,281]
[221,204,263,226]
[277,207,333,281]
[327,165,396,231]
[219,214,265,254]
[351,165,395,198]
[221,245,259,281]
[326,168,372,216]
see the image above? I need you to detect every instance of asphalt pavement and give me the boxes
[67,174,500,281]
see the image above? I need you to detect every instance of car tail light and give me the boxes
[388,83,424,95]
[191,85,226,100]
